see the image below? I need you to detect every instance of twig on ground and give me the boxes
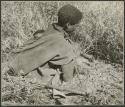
[35,83,87,96]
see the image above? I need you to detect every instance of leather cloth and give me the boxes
[8,23,77,81]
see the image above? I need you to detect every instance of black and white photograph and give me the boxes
[1,1,124,106]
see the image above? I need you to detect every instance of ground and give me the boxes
[1,56,124,105]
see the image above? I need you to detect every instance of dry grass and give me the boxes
[1,1,124,105]
[1,1,124,64]
[1,57,124,105]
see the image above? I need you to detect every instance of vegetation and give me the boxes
[1,1,124,105]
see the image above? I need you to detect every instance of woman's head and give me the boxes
[57,4,82,32]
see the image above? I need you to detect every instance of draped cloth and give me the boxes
[8,24,76,76]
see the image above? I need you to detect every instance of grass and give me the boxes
[1,1,124,105]
[1,57,124,105]
[1,1,124,64]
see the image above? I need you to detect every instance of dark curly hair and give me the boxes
[58,4,82,27]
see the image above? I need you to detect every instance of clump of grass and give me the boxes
[2,71,55,105]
